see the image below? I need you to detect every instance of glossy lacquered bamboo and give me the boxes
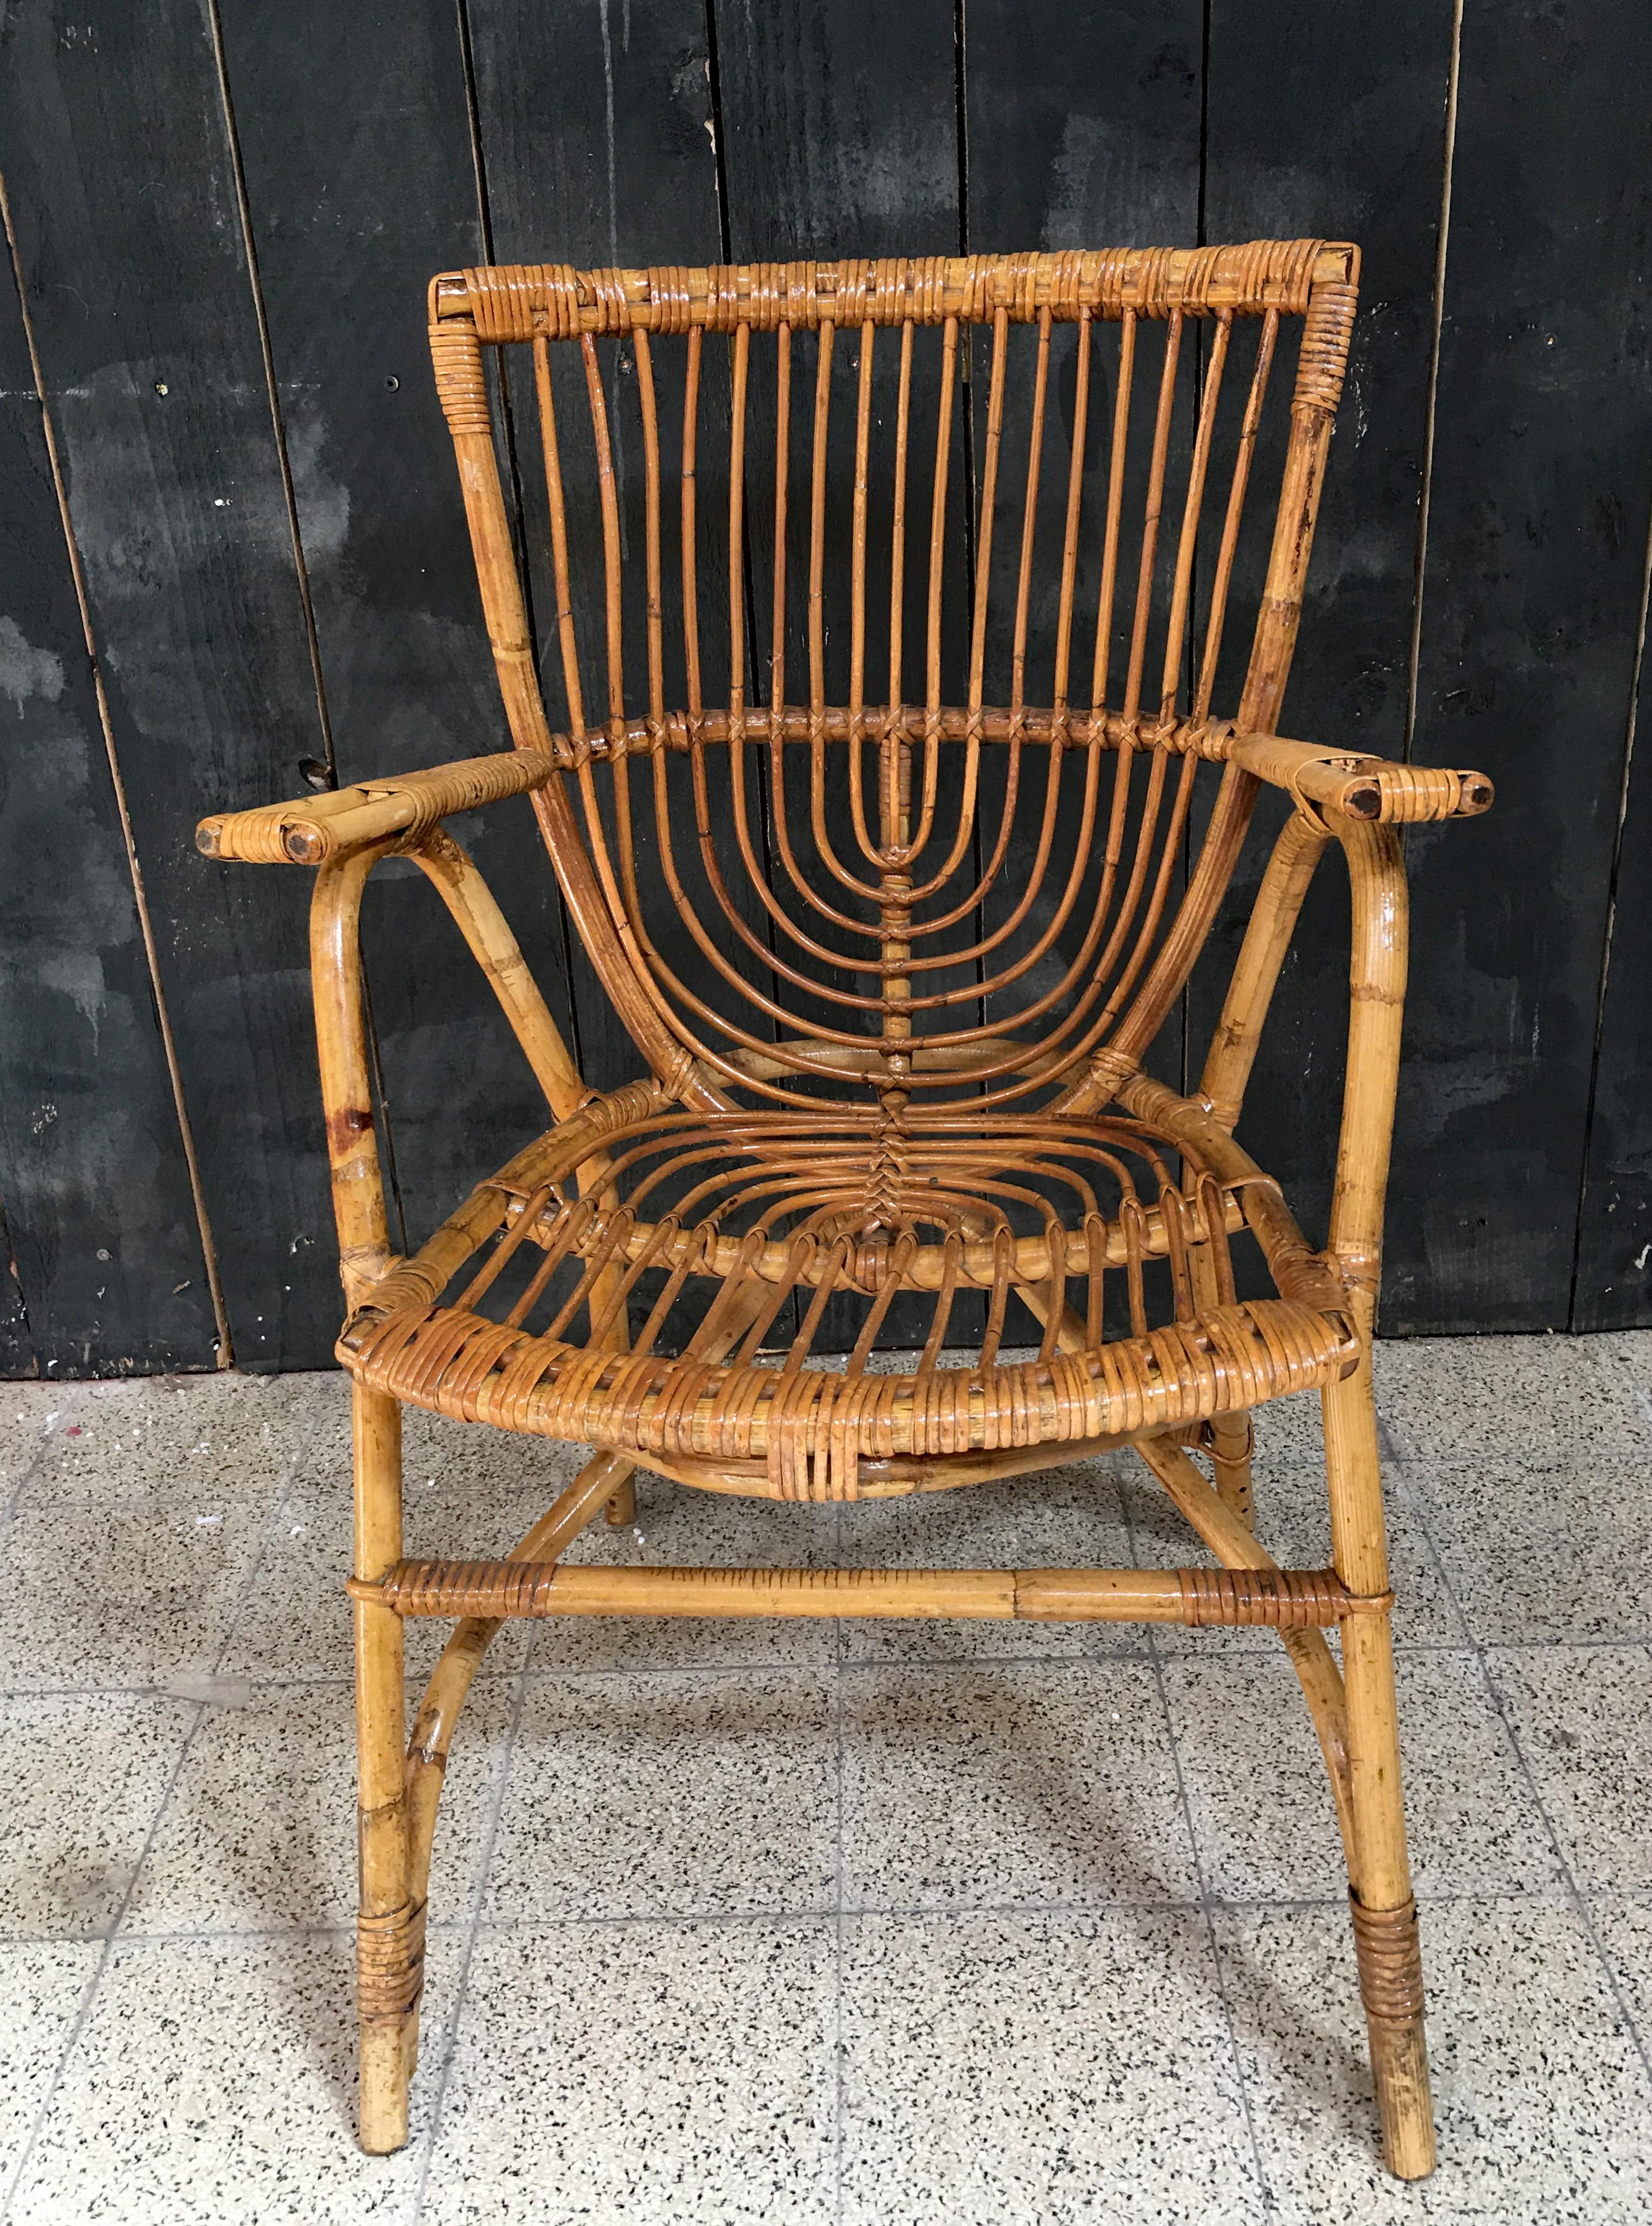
[190,239,1498,2183]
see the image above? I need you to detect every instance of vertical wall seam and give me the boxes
[204,2,337,781]
[1568,484,1652,1327]
[204,0,414,1274]
[1402,0,1464,762]
[453,0,587,1081]
[0,161,234,1369]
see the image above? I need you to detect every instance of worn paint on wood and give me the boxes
[0,236,216,1373]
[2,0,1651,1371]
[1395,0,1652,1331]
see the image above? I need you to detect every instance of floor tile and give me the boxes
[423,1918,835,2225]
[1485,1646,1652,1890]
[0,1491,277,1693]
[839,1907,1260,2224]
[1163,1650,1558,1900]
[7,1929,462,2224]
[223,1465,577,1683]
[1215,1895,1652,2224]
[1587,1893,1652,2054]
[1250,1386,1337,1463]
[485,1669,837,1920]
[1123,1458,1465,1657]
[0,1692,198,1938]
[123,1678,515,1934]
[1377,1333,1652,1462]
[841,1658,1198,1908]
[540,1469,842,1669]
[835,1459,1136,1663]
[18,1369,339,1507]
[1599,1331,1652,1431]
[0,1383,81,1500]
[0,1941,102,2201]
[1403,1451,1652,1644]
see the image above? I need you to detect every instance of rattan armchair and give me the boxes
[198,241,1491,2179]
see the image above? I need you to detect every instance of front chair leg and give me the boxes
[1323,1363,1435,2179]
[354,1383,420,2154]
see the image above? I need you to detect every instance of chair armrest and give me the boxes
[1228,730,1493,825]
[196,750,556,865]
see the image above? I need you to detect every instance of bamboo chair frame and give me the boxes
[198,241,1492,2180]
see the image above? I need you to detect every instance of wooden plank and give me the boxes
[214,1,582,1272]
[0,1197,35,1379]
[0,236,218,1374]
[0,9,341,1369]
[1395,0,1652,1330]
[1190,0,1457,1307]
[0,1,344,1369]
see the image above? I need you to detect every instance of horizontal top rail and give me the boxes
[429,240,1357,339]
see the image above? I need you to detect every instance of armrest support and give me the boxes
[196,750,556,865]
[1228,730,1493,825]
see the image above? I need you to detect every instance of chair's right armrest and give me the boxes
[1228,731,1494,826]
[196,750,556,866]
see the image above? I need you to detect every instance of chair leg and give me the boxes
[1323,1364,1435,2180]
[353,1382,420,2155]
[1208,1412,1255,1527]
[604,1471,637,1527]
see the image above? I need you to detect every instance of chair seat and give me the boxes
[338,1089,1359,1499]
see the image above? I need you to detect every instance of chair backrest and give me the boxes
[428,241,1357,1115]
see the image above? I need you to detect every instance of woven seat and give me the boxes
[198,240,1492,2181]
[338,1090,1358,1495]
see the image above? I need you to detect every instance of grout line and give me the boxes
[1402,0,1464,763]
[0,1358,328,2211]
[411,1664,528,2217]
[1398,1486,1652,2091]
[1117,1455,1276,2207]
[0,163,233,1373]
[14,1624,1652,1710]
[0,1687,207,2220]
[4,1879,1604,1958]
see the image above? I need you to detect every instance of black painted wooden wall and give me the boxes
[1,1,1648,1376]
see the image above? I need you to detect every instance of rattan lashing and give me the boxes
[198,240,1491,2181]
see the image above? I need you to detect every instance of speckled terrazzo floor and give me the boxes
[2,1333,1652,2224]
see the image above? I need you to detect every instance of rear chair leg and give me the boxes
[1323,1363,1435,2179]
[605,1471,637,1527]
[1209,1412,1255,1527]
[354,1383,420,2155]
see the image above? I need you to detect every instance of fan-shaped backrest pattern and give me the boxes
[428,242,1357,1114]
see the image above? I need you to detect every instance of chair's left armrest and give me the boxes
[1229,731,1494,826]
[196,750,556,865]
